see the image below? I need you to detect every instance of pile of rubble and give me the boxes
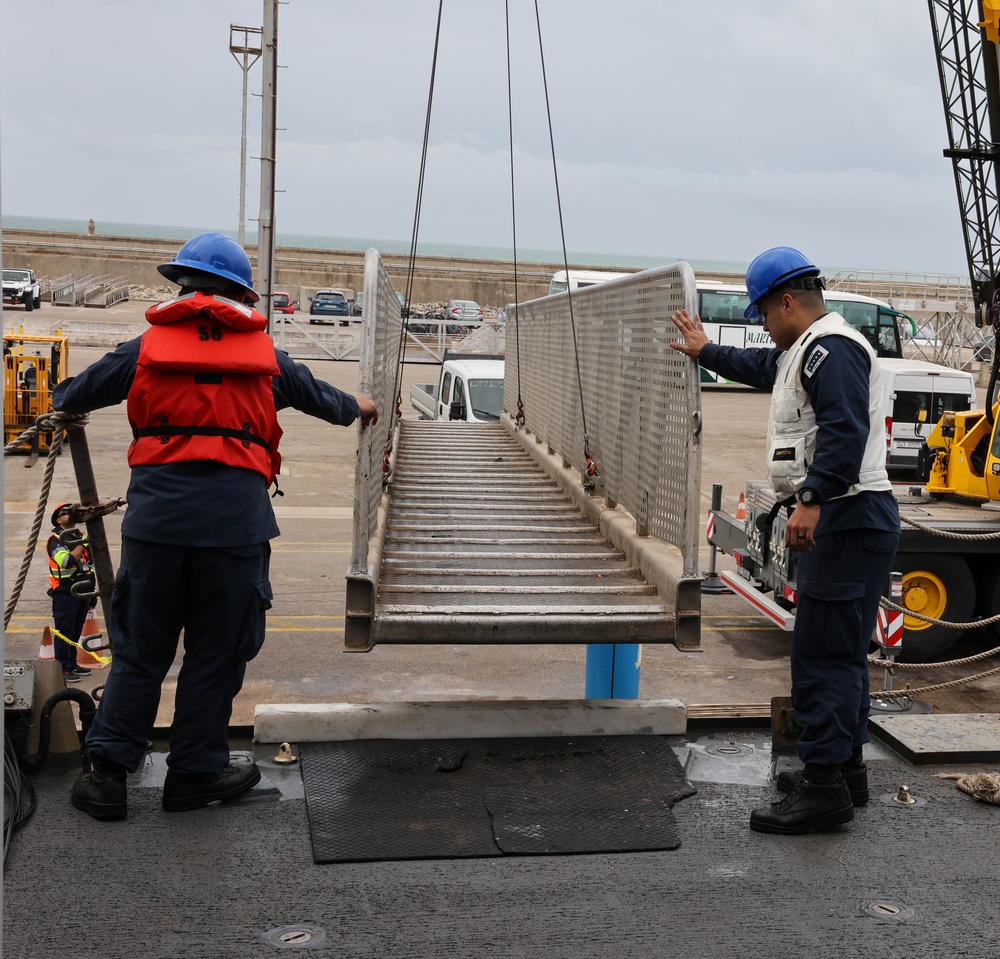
[129,284,174,301]
[407,302,501,320]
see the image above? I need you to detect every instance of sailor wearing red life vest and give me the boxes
[55,232,378,821]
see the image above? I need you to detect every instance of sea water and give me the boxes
[1,213,748,275]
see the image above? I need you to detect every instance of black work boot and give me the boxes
[71,761,128,820]
[750,776,854,834]
[776,761,869,806]
[162,761,261,813]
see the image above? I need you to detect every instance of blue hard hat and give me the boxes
[743,246,821,319]
[157,232,259,302]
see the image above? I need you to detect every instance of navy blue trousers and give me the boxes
[51,590,88,672]
[790,527,899,767]
[86,536,272,775]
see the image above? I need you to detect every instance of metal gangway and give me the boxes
[346,250,704,652]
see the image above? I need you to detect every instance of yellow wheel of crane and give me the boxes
[901,569,948,631]
[897,554,975,661]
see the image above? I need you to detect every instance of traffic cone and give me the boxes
[38,625,55,661]
[735,491,748,522]
[76,606,108,669]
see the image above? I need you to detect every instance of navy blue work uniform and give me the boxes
[699,337,900,768]
[53,338,362,776]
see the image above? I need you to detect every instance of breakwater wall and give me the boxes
[4,229,735,308]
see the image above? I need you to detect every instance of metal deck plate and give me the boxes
[869,713,1000,764]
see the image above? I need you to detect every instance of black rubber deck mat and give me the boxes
[300,735,695,863]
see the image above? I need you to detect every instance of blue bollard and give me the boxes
[585,644,640,699]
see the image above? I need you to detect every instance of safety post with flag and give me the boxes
[874,571,904,654]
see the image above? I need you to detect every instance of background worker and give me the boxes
[47,503,96,684]
[670,246,900,835]
[55,232,378,821]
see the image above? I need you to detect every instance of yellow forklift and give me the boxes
[3,332,70,464]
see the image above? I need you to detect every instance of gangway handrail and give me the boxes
[507,262,702,556]
[346,250,406,647]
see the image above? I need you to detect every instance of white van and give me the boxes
[878,358,977,475]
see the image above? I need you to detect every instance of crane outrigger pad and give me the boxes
[346,420,698,650]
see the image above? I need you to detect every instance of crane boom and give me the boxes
[928,0,1000,323]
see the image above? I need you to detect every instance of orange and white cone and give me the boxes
[76,606,109,669]
[735,491,748,522]
[38,625,55,661]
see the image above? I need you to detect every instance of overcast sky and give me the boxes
[0,1,976,274]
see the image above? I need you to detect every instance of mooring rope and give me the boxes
[3,412,88,630]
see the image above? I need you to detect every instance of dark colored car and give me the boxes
[308,290,350,324]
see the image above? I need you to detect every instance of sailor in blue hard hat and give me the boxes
[157,231,260,304]
[669,245,900,837]
[55,231,378,821]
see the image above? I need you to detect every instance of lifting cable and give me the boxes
[384,0,446,478]
[505,0,525,428]
[533,0,598,480]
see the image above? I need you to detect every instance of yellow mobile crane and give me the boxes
[3,332,70,462]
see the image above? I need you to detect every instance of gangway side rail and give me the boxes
[501,413,702,651]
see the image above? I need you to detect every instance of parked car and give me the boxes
[352,290,407,318]
[308,290,350,324]
[974,330,995,362]
[272,291,295,315]
[445,299,483,334]
[901,323,941,350]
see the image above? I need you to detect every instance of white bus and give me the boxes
[695,281,914,384]
[546,269,917,384]
[548,269,632,295]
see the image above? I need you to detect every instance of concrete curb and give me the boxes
[254,697,687,743]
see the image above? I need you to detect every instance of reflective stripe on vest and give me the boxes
[47,534,93,591]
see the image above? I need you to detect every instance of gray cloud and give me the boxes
[0,0,971,274]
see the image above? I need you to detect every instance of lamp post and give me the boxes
[229,23,262,249]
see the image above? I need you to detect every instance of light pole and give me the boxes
[229,23,262,249]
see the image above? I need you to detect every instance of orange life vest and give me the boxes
[127,292,283,482]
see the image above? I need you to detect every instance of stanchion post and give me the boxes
[701,482,731,594]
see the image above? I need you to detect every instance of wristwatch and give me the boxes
[796,487,821,506]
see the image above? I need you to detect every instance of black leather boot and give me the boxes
[162,761,261,812]
[775,761,869,806]
[750,776,854,834]
[71,761,128,820]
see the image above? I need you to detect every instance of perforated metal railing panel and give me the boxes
[351,249,404,575]
[505,263,700,560]
[369,420,674,645]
